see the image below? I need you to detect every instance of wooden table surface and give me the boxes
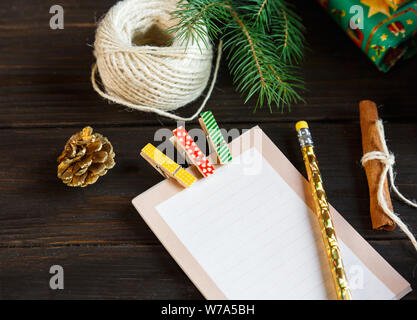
[0,0,416,300]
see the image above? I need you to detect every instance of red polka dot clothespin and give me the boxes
[171,126,215,178]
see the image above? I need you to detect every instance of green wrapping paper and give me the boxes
[318,0,417,71]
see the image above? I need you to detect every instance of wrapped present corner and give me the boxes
[318,0,417,71]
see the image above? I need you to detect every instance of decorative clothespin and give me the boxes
[140,143,196,188]
[199,111,233,164]
[170,126,215,177]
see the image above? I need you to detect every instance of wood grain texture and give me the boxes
[0,0,416,299]
[0,0,416,129]
[0,123,416,247]
[0,241,415,300]
[0,245,204,300]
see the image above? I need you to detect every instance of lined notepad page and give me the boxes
[157,148,395,300]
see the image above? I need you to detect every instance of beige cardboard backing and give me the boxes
[132,126,411,300]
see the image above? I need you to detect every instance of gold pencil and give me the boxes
[296,121,352,300]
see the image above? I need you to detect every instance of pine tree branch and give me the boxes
[257,0,268,18]
[281,8,289,53]
[170,0,306,111]
[271,2,305,63]
[229,9,265,87]
[185,2,229,34]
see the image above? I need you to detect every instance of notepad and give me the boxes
[132,127,411,300]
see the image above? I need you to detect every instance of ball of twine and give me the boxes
[92,0,221,121]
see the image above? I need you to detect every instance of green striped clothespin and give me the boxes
[199,111,233,164]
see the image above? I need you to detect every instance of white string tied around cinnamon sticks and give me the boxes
[361,120,417,252]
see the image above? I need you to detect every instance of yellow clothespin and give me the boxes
[140,143,196,188]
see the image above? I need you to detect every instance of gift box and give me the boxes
[386,0,411,10]
[318,0,417,71]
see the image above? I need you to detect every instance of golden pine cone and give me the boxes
[57,127,116,187]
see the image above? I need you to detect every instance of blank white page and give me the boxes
[156,148,396,300]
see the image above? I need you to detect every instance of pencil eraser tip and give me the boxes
[296,121,309,131]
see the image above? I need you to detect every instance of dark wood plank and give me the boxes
[0,122,416,247]
[369,240,417,301]
[0,245,203,299]
[0,0,416,129]
[0,0,416,300]
[0,240,414,299]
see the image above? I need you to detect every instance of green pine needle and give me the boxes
[170,0,306,111]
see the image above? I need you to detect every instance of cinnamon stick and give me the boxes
[359,100,396,231]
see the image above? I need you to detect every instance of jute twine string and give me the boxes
[361,120,417,252]
[91,0,221,121]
